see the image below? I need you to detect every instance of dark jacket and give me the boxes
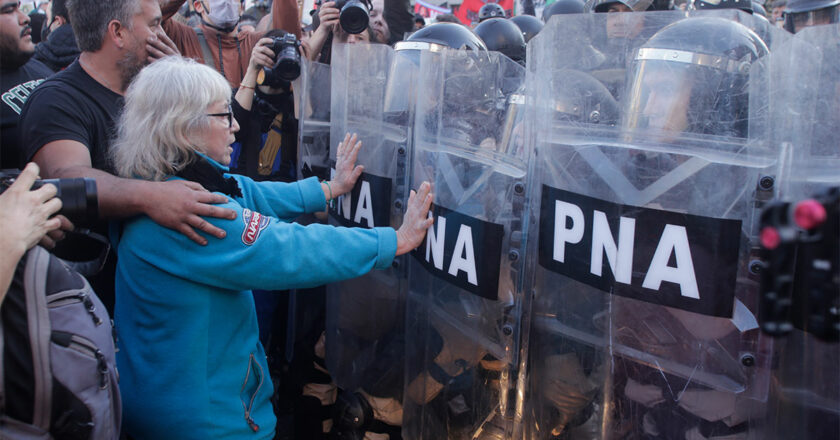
[33,24,80,72]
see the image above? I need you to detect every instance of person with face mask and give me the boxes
[159,0,302,88]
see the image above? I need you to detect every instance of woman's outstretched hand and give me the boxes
[330,132,365,197]
[395,181,435,256]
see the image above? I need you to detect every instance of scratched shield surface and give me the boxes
[401,48,528,440]
[323,43,418,411]
[521,12,782,440]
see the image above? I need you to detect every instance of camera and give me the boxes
[335,0,370,34]
[0,170,98,227]
[257,34,302,88]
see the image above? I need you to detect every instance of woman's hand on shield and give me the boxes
[395,181,434,256]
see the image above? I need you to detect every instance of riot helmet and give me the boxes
[385,23,487,117]
[783,0,840,32]
[753,1,768,16]
[550,69,620,125]
[478,3,507,21]
[623,17,768,140]
[474,18,527,65]
[510,14,544,41]
[587,0,653,12]
[542,0,586,22]
[691,0,754,13]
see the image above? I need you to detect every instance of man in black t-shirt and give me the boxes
[0,0,53,169]
[19,0,238,313]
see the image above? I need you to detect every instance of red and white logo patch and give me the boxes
[241,209,270,246]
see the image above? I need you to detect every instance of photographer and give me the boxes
[160,0,302,88]
[0,163,64,302]
[232,30,299,179]
[306,1,375,64]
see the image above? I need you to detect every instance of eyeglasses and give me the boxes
[207,104,233,127]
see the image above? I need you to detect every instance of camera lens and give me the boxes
[37,178,99,226]
[339,0,369,34]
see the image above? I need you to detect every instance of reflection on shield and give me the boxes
[522,12,780,440]
[402,48,528,440]
[762,24,840,440]
[324,43,420,437]
[297,59,333,182]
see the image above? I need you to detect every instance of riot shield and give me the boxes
[402,49,527,440]
[323,42,419,438]
[760,24,840,439]
[523,13,779,439]
[297,58,332,182]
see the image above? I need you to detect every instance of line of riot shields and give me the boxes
[295,11,839,440]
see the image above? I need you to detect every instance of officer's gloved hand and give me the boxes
[542,353,598,436]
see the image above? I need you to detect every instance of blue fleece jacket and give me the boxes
[115,156,396,439]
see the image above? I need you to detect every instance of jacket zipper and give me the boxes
[240,353,265,432]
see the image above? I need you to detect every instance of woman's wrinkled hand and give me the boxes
[330,132,364,197]
[395,181,434,256]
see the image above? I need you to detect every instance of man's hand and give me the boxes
[0,163,63,255]
[317,1,340,34]
[395,181,434,256]
[329,132,364,197]
[147,28,180,63]
[39,215,74,250]
[143,180,237,246]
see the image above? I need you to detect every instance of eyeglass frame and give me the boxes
[206,104,233,127]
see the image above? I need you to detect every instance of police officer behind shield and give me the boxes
[783,0,839,31]
[615,16,770,439]
[510,13,543,41]
[473,17,527,65]
[623,17,767,141]
[330,22,489,440]
[478,2,507,22]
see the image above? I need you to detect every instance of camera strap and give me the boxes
[193,26,244,84]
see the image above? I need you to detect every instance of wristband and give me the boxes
[240,84,255,90]
[323,180,333,209]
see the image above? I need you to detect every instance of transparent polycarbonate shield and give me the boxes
[523,13,779,439]
[324,43,418,411]
[762,24,840,440]
[297,59,332,182]
[402,49,528,440]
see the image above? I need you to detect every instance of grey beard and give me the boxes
[117,49,146,92]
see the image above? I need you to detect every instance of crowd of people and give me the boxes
[0,0,837,438]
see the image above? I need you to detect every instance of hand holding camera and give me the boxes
[0,163,67,255]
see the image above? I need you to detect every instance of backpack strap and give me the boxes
[193,26,216,68]
[23,246,52,430]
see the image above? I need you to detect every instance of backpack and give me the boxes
[0,246,120,439]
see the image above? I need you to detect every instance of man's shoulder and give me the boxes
[22,58,53,78]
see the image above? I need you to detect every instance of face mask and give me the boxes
[203,0,240,31]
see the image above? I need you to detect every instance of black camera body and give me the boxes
[257,34,302,88]
[335,0,370,34]
[0,170,98,227]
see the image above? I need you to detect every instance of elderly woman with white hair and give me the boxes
[110,56,434,439]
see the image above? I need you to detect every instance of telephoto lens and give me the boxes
[0,171,99,226]
[257,34,302,88]
[335,0,370,34]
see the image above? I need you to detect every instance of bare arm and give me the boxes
[33,140,237,245]
[307,2,339,61]
[235,38,276,111]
